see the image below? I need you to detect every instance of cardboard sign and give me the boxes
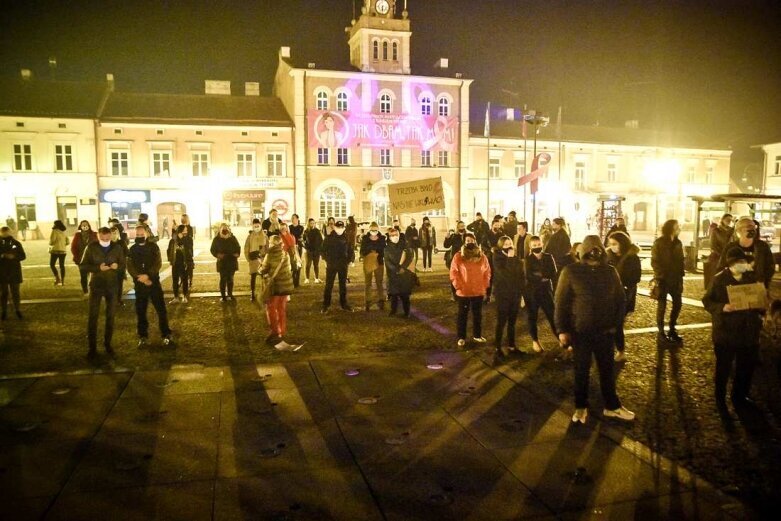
[388,177,445,214]
[727,282,767,311]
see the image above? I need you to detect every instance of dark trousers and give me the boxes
[134,280,171,338]
[49,253,65,281]
[421,246,433,269]
[172,262,189,297]
[495,295,520,348]
[306,252,321,279]
[116,270,126,303]
[79,269,89,293]
[615,313,629,352]
[323,265,348,308]
[526,289,556,341]
[88,286,117,350]
[457,296,483,339]
[656,281,683,332]
[219,270,235,297]
[1,283,21,313]
[572,332,621,410]
[390,294,410,316]
[715,342,760,401]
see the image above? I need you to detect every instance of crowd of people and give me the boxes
[2,207,778,423]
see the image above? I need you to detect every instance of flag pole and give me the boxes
[522,104,528,223]
[556,105,562,216]
[486,102,490,217]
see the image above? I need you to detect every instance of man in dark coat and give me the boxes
[525,236,559,353]
[493,235,525,357]
[128,225,172,347]
[652,219,685,342]
[467,213,490,248]
[303,218,323,283]
[167,224,194,303]
[384,227,415,317]
[360,222,386,311]
[404,219,420,268]
[555,235,634,424]
[443,221,467,269]
[717,217,775,289]
[705,213,734,289]
[80,227,126,357]
[321,220,352,313]
[703,247,765,409]
[503,211,519,240]
[0,226,26,320]
[544,217,572,269]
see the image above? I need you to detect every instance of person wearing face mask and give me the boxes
[260,235,294,344]
[303,218,323,284]
[484,220,506,303]
[320,220,352,313]
[524,236,559,353]
[450,234,491,347]
[705,213,734,289]
[262,209,281,237]
[168,224,194,304]
[211,223,241,301]
[80,227,126,358]
[128,226,172,347]
[71,220,97,298]
[444,222,468,300]
[136,213,157,243]
[717,217,775,290]
[404,218,420,270]
[385,227,416,317]
[703,247,765,410]
[49,220,69,286]
[651,219,685,343]
[289,214,305,285]
[606,231,641,362]
[0,226,26,321]
[467,212,490,248]
[544,217,572,272]
[245,218,268,301]
[110,225,129,307]
[360,222,386,311]
[503,211,519,240]
[603,217,629,247]
[556,236,634,424]
[492,236,525,359]
[419,217,437,272]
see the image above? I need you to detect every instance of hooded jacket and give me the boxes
[449,244,491,298]
[80,241,126,289]
[545,228,572,268]
[702,268,763,346]
[303,226,323,252]
[607,244,642,313]
[260,244,294,297]
[555,259,626,335]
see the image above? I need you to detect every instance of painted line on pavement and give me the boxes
[623,322,711,336]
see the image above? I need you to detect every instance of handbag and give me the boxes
[649,278,662,300]
[259,258,285,303]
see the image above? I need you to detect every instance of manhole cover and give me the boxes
[357,396,379,405]
[566,466,593,485]
[427,493,454,506]
[260,448,281,458]
[155,379,179,388]
[51,387,73,395]
[344,369,360,377]
[427,363,444,370]
[499,419,525,432]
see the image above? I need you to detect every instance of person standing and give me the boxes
[260,235,294,343]
[545,217,572,270]
[606,231,642,362]
[110,225,129,307]
[443,222,467,269]
[703,247,765,409]
[493,236,525,358]
[404,218,420,269]
[717,217,775,290]
[137,213,157,243]
[303,218,323,284]
[385,227,415,317]
[467,212,490,248]
[127,226,172,347]
[262,209,282,237]
[484,219,505,303]
[167,225,194,304]
[419,217,437,272]
[525,236,558,353]
[71,220,97,298]
[178,214,195,289]
[556,236,635,424]
[503,211,519,240]
[17,215,28,241]
[161,216,170,240]
[49,220,69,286]
[450,236,491,347]
[652,219,685,342]
[603,217,629,246]
[346,216,358,266]
[321,220,352,313]
[705,213,734,289]
[514,221,532,259]
[211,223,241,301]
[360,222,386,311]
[279,222,302,287]
[245,219,267,301]
[289,214,305,286]
[0,227,25,320]
[80,227,125,357]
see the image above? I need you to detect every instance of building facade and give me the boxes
[761,141,781,194]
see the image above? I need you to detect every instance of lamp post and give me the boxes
[524,110,549,232]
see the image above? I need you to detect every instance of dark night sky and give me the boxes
[2,0,780,152]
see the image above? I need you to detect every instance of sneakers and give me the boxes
[341,305,354,312]
[572,408,588,424]
[137,337,148,348]
[320,307,329,314]
[603,406,635,421]
[472,337,487,344]
[304,278,310,284]
[457,339,466,347]
[181,296,188,304]
[162,335,173,346]
[614,351,627,363]
[169,297,179,305]
[314,278,323,284]
[532,341,544,353]
[82,292,89,300]
[667,330,683,343]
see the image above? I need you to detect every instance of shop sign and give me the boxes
[79,198,97,206]
[223,190,265,202]
[272,199,289,217]
[99,190,150,204]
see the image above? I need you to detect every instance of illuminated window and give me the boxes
[236,152,255,177]
[489,157,500,178]
[336,91,349,112]
[392,41,399,61]
[420,97,432,116]
[267,151,284,176]
[109,151,129,176]
[151,151,171,176]
[380,93,392,114]
[316,90,328,110]
[317,147,329,165]
[438,96,450,116]
[686,164,696,183]
[54,144,73,171]
[421,150,431,167]
[192,152,209,176]
[607,159,617,182]
[372,39,379,60]
[574,160,586,189]
[13,144,32,171]
[705,164,714,184]
[514,157,525,177]
[382,40,389,60]
[337,148,349,166]
[775,156,781,176]
[380,149,391,166]
[438,150,449,167]
[320,186,347,219]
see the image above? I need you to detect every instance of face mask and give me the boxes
[221,230,229,236]
[745,230,756,239]
[531,247,543,254]
[609,245,620,254]
[253,226,261,232]
[135,237,146,244]
[465,243,478,251]
[99,239,111,247]
[334,227,345,236]
[370,230,379,236]
[730,263,749,274]
[582,249,603,262]
[389,235,400,244]
[503,247,514,257]
[457,228,465,233]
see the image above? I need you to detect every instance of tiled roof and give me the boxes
[100,92,292,126]
[0,77,108,118]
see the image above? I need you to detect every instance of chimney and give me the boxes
[20,69,32,80]
[106,73,115,91]
[279,46,291,59]
[434,58,449,69]
[245,82,260,96]
[205,80,231,95]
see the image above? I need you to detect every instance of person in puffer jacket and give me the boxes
[606,231,642,362]
[555,235,634,425]
[449,236,491,348]
[260,235,294,343]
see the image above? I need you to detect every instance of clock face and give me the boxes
[375,0,390,15]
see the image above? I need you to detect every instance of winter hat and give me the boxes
[252,218,261,225]
[334,220,345,228]
[577,235,606,259]
[725,247,751,266]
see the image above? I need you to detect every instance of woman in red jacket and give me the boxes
[449,234,491,347]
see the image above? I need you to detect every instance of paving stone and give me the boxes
[0,439,87,499]
[2,495,53,521]
[558,491,745,520]
[454,407,578,449]
[9,373,131,406]
[0,377,36,407]
[308,356,415,386]
[222,362,321,391]
[214,467,382,520]
[0,399,116,445]
[98,392,220,437]
[46,480,213,521]
[220,386,334,428]
[120,367,225,399]
[320,383,441,418]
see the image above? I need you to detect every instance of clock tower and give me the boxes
[348,0,411,74]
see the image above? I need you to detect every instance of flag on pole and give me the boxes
[483,102,491,137]
[517,152,552,194]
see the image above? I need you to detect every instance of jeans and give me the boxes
[715,342,759,401]
[134,280,171,338]
[421,246,433,269]
[219,270,235,297]
[266,295,288,336]
[172,262,189,297]
[656,279,683,332]
[306,252,321,279]
[323,265,348,308]
[50,253,65,281]
[526,288,556,341]
[390,294,410,316]
[88,286,117,350]
[79,269,89,294]
[572,331,621,410]
[495,295,520,348]
[364,266,384,307]
[457,296,483,339]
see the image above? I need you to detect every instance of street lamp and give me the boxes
[644,158,682,237]
[524,110,549,232]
